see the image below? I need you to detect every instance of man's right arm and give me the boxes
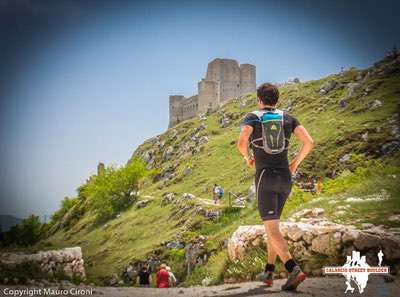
[237,125,254,167]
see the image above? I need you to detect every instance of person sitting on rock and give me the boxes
[238,83,314,291]
[137,265,152,287]
[156,263,170,288]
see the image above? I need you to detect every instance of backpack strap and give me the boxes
[248,110,264,148]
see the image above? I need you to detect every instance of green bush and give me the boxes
[82,158,151,222]
[0,262,46,284]
[183,251,228,286]
[1,215,44,247]
[50,196,80,225]
[167,248,186,281]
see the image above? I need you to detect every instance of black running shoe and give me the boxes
[281,266,306,291]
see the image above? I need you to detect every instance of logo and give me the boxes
[323,250,389,294]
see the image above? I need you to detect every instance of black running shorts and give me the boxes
[255,168,292,221]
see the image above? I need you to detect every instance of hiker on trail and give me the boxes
[218,185,224,199]
[166,266,177,287]
[237,83,314,291]
[212,184,222,204]
[156,263,170,288]
[136,265,152,287]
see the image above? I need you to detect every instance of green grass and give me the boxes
[37,202,180,280]
[289,162,400,228]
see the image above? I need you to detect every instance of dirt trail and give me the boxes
[197,197,223,207]
[1,276,398,297]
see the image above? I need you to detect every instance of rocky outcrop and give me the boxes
[0,247,85,281]
[228,213,400,275]
[319,80,338,95]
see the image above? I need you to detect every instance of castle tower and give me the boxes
[169,95,185,127]
[97,162,105,176]
[198,79,219,114]
[239,64,256,96]
[205,58,241,103]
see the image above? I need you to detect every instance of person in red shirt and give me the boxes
[156,263,170,288]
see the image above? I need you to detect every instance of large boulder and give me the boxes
[162,146,174,161]
[227,215,400,266]
[311,232,342,256]
[381,235,400,261]
[227,225,266,261]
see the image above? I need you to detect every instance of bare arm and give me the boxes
[237,125,255,167]
[289,125,314,173]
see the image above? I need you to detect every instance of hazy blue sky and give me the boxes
[0,0,399,219]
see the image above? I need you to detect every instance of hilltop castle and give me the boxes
[169,58,256,127]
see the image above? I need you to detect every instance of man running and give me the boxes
[237,83,314,291]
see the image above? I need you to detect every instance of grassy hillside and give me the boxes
[36,54,400,285]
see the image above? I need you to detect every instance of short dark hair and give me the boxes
[257,83,279,105]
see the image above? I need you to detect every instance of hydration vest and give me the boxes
[249,108,287,154]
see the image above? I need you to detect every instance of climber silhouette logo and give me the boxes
[323,250,390,294]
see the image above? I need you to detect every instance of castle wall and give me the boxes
[239,64,256,95]
[180,95,198,121]
[168,95,198,127]
[198,79,219,114]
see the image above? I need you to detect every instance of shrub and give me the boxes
[183,251,228,286]
[50,196,80,225]
[1,215,44,247]
[83,158,151,222]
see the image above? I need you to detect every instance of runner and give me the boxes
[237,83,314,291]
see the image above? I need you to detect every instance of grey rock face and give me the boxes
[370,99,382,110]
[319,80,337,95]
[0,247,86,281]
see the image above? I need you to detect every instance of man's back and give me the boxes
[138,270,150,285]
[156,269,170,288]
[242,107,300,170]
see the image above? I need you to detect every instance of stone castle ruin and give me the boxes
[169,58,256,127]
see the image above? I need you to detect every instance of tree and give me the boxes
[83,158,151,222]
[2,215,43,247]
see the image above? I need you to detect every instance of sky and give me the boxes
[0,0,399,220]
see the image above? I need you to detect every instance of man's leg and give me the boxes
[267,239,277,265]
[263,219,305,291]
[261,239,277,286]
[263,219,291,263]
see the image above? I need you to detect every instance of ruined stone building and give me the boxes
[169,58,256,127]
